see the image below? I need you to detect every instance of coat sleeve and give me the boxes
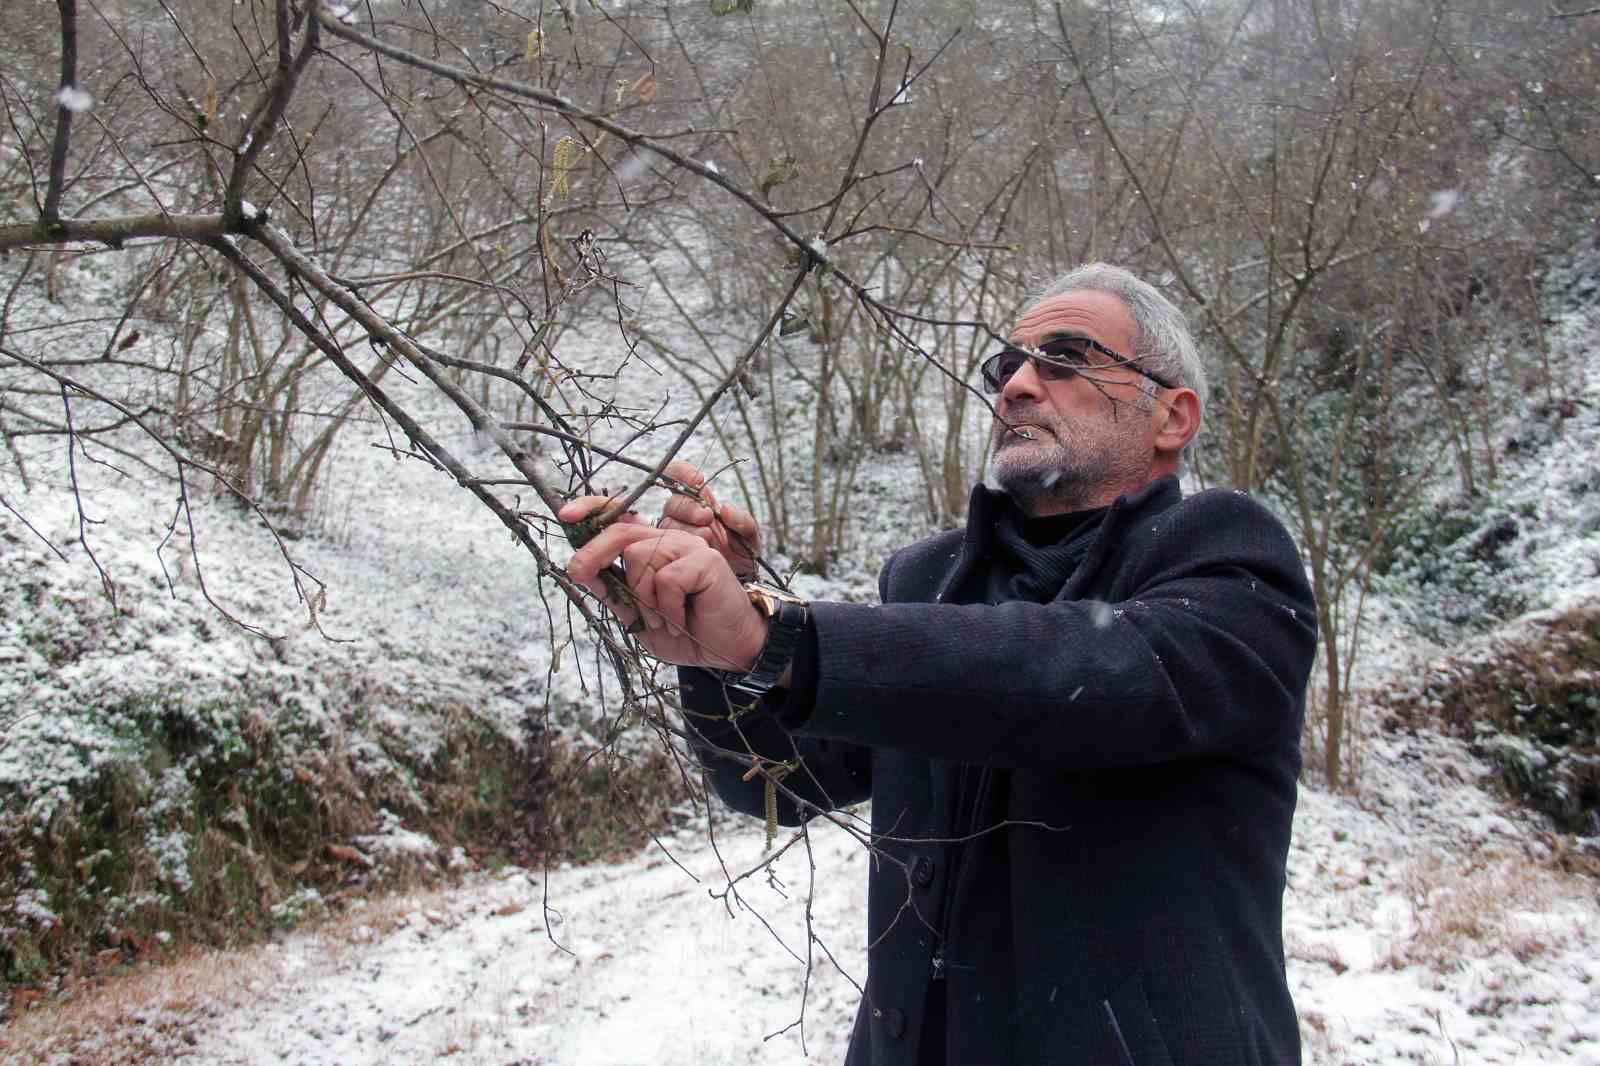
[676,555,894,826]
[676,666,872,826]
[795,491,1317,771]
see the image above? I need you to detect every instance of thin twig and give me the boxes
[599,267,811,523]
[58,383,117,609]
[0,492,70,563]
[7,349,306,637]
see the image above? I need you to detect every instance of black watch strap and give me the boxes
[723,594,809,705]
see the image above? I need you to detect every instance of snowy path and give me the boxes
[178,814,869,1066]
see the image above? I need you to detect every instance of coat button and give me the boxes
[912,856,934,887]
[886,1007,905,1038]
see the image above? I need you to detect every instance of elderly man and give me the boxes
[563,263,1316,1066]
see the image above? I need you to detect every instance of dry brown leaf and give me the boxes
[325,843,374,868]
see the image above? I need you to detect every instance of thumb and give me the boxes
[720,502,758,539]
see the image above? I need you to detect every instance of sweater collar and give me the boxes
[937,476,1183,603]
[985,502,1107,603]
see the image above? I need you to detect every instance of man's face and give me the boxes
[989,290,1163,516]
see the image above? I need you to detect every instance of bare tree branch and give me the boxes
[224,0,319,220]
[0,213,237,253]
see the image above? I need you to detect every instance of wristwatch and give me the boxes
[722,581,809,704]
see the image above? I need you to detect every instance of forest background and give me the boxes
[1,0,1598,1056]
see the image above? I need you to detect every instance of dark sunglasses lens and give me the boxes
[982,350,1026,392]
[1039,338,1093,365]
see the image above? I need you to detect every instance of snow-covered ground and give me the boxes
[4,437,1599,1064]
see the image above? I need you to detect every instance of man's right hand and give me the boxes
[558,495,768,675]
[657,460,762,581]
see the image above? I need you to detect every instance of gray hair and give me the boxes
[1023,263,1208,467]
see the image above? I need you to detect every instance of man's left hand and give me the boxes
[560,496,766,673]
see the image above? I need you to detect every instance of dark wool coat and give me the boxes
[680,477,1317,1066]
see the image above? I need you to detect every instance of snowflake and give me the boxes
[55,86,93,113]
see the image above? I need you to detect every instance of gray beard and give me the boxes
[995,463,1089,514]
[991,449,1105,515]
[989,405,1149,515]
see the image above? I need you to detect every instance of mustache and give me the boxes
[995,404,1060,434]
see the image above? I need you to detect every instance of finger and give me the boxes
[657,513,718,544]
[663,459,708,492]
[617,538,685,635]
[655,574,687,637]
[654,520,728,565]
[559,497,646,528]
[718,501,760,543]
[557,495,618,523]
[631,567,665,630]
[567,524,681,583]
[650,555,708,637]
[661,492,715,528]
[663,459,721,524]
[593,573,642,631]
[687,525,722,550]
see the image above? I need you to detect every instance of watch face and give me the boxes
[747,587,779,619]
[746,582,806,610]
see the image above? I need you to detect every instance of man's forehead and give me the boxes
[1009,290,1135,347]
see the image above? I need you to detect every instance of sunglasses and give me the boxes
[979,336,1176,394]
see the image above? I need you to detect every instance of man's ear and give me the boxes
[1154,388,1201,457]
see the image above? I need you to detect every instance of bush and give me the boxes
[1,686,695,990]
[1374,600,1600,836]
[519,710,699,863]
[1378,497,1539,642]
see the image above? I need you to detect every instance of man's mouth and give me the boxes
[1007,422,1049,441]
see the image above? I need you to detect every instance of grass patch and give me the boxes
[1382,854,1566,969]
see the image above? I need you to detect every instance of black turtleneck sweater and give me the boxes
[981,505,1108,605]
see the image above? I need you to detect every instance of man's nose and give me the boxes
[999,356,1046,405]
